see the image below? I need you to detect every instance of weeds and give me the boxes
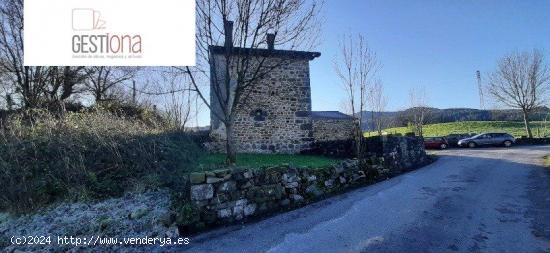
[0,109,201,214]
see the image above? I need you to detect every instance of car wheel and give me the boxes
[440,143,447,149]
[468,142,476,148]
[503,140,512,147]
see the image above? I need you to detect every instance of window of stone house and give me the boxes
[250,109,267,122]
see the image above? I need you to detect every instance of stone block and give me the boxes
[339,176,347,184]
[216,200,237,209]
[189,172,206,184]
[306,185,323,198]
[191,184,214,201]
[291,194,304,202]
[213,193,229,204]
[243,171,254,179]
[214,169,231,177]
[333,164,344,174]
[284,181,299,188]
[244,203,257,216]
[324,179,334,188]
[236,199,248,206]
[217,208,232,219]
[280,199,290,206]
[206,177,225,184]
[282,173,298,183]
[264,185,284,199]
[233,205,244,220]
[239,180,252,189]
[217,181,237,193]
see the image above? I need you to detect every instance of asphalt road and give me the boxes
[176,146,550,253]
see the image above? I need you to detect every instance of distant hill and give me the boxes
[376,121,550,138]
[359,107,550,131]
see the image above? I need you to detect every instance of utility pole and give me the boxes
[476,70,484,110]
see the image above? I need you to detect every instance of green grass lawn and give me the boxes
[198,153,341,169]
[369,121,550,138]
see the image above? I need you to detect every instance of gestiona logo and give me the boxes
[25,0,194,66]
[71,8,142,59]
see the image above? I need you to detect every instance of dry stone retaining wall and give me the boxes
[184,136,428,231]
[186,160,384,230]
[363,135,428,175]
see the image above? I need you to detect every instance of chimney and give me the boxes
[224,20,234,48]
[267,33,275,50]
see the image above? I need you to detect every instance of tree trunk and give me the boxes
[522,110,533,138]
[370,111,376,132]
[225,120,237,165]
[354,118,364,161]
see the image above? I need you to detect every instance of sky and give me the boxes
[194,0,550,126]
[309,0,550,112]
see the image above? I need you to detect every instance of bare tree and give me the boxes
[408,87,429,137]
[367,79,387,135]
[86,67,138,102]
[160,71,196,130]
[487,50,550,138]
[43,66,88,108]
[333,33,379,157]
[177,0,322,164]
[0,0,51,108]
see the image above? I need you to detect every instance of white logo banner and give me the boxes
[24,0,195,66]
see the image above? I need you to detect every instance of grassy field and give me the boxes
[370,121,550,137]
[198,153,341,169]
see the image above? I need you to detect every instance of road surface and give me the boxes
[175,146,550,253]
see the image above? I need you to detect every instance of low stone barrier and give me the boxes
[301,139,355,158]
[183,160,388,231]
[363,135,427,175]
[181,136,428,232]
[515,137,550,145]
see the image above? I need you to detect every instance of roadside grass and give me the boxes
[545,155,550,166]
[197,153,341,170]
[0,109,201,214]
[368,121,550,138]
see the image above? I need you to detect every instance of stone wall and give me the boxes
[209,53,317,154]
[363,135,427,175]
[184,136,428,231]
[312,119,355,142]
[185,160,390,230]
[515,137,550,145]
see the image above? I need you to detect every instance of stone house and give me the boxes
[209,33,354,154]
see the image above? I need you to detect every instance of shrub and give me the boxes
[0,109,202,214]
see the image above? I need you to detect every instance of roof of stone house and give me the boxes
[311,111,354,120]
[209,46,321,60]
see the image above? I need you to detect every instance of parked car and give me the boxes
[424,137,449,149]
[446,133,475,147]
[457,133,515,148]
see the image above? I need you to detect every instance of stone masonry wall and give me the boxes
[185,137,428,231]
[186,160,387,229]
[363,135,427,175]
[209,54,314,154]
[312,119,355,142]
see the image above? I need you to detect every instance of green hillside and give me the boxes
[369,121,550,138]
